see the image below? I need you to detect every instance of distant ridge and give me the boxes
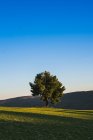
[0,91,93,110]
[56,90,93,110]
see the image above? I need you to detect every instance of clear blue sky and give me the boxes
[0,0,93,99]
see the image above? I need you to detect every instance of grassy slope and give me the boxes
[0,107,93,140]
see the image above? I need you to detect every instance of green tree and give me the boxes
[29,71,65,107]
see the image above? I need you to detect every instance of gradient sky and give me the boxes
[0,0,93,99]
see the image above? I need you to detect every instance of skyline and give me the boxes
[0,0,93,99]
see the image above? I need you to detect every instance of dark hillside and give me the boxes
[0,91,93,109]
[55,91,93,109]
[0,96,44,107]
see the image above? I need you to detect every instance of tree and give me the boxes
[29,71,65,107]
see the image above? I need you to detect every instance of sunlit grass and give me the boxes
[0,107,93,120]
[0,107,93,140]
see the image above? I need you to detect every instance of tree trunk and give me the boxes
[45,100,49,107]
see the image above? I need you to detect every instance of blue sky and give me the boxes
[0,0,93,99]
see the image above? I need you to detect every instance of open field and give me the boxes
[0,107,93,140]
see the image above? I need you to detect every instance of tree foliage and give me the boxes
[29,71,65,106]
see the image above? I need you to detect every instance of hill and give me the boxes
[0,91,93,109]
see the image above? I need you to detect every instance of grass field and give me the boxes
[0,107,93,140]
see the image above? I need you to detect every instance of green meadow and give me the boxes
[0,107,93,140]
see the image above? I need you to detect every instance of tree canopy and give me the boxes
[29,71,65,106]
